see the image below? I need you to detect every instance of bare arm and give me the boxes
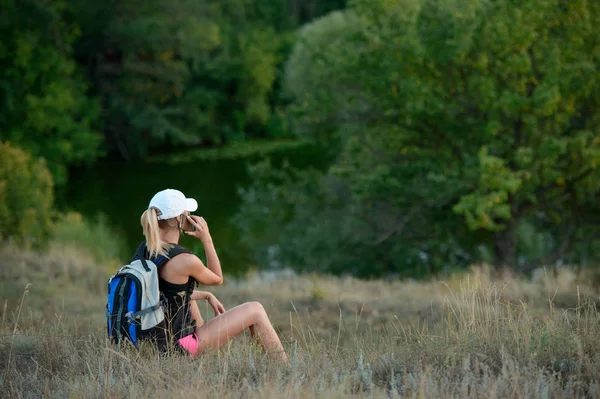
[201,237,222,283]
[189,291,211,327]
[183,255,223,286]
[183,215,223,285]
[190,300,204,326]
[190,290,225,318]
[190,290,213,300]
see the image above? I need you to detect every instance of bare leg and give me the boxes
[195,301,287,362]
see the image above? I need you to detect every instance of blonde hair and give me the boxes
[140,207,176,258]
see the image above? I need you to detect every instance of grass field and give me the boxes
[1,243,599,398]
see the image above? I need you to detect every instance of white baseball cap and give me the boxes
[148,189,198,220]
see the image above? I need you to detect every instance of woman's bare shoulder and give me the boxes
[168,252,202,270]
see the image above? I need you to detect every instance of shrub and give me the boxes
[0,141,54,247]
[50,212,125,266]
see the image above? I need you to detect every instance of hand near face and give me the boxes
[184,215,212,243]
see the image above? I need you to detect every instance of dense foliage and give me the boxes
[0,0,102,184]
[235,0,600,277]
[0,0,346,182]
[0,141,54,247]
[2,0,599,278]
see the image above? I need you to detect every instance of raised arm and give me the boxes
[179,254,223,285]
[199,235,222,283]
[183,215,223,285]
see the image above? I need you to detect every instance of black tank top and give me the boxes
[137,242,197,341]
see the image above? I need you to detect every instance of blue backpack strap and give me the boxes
[151,244,192,266]
[153,255,167,267]
[131,242,161,270]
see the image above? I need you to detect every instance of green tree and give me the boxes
[68,0,221,158]
[238,0,600,276]
[0,0,101,185]
[67,0,348,158]
[0,142,54,248]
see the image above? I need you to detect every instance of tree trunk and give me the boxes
[494,218,517,269]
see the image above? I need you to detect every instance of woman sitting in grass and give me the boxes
[138,188,287,362]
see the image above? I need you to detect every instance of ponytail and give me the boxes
[141,207,170,258]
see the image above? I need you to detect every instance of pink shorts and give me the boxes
[178,332,199,356]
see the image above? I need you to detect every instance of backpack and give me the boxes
[106,243,169,347]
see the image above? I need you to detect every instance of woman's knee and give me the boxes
[245,301,267,319]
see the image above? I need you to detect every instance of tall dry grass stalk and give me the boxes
[1,247,599,398]
[6,283,30,369]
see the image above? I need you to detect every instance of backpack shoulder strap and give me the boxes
[153,244,192,267]
[133,242,151,272]
[131,242,192,267]
[130,242,147,263]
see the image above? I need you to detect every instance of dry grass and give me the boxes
[1,244,599,398]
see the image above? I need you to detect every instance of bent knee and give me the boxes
[245,301,266,317]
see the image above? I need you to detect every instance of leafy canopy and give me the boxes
[68,0,347,157]
[237,0,600,276]
[0,0,101,184]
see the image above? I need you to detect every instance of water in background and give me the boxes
[57,141,331,275]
